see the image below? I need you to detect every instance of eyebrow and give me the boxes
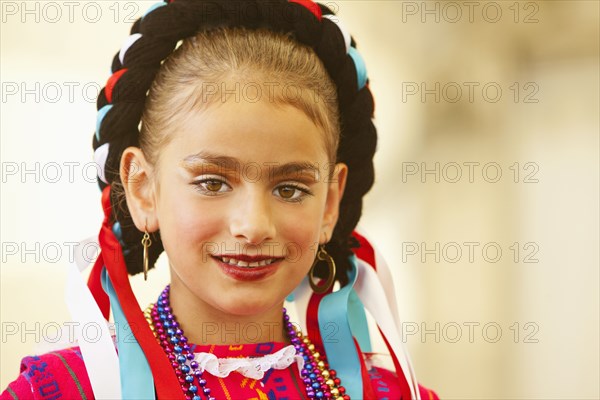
[181,151,321,181]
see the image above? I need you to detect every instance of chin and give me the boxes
[223,300,277,317]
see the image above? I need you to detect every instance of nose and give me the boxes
[229,189,276,245]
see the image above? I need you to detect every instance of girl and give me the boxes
[2,1,439,399]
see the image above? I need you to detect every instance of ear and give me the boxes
[120,147,159,232]
[321,162,348,243]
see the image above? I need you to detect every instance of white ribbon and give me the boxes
[354,257,419,400]
[65,236,122,400]
[93,143,110,184]
[119,33,143,64]
[193,344,304,380]
[323,14,351,53]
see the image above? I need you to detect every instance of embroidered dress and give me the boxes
[1,343,439,399]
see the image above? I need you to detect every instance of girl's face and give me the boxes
[128,98,347,319]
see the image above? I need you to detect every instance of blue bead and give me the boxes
[181,365,190,373]
[174,345,182,354]
[159,313,167,320]
[312,382,320,389]
[316,391,324,398]
[309,373,316,379]
[192,397,201,400]
[177,355,186,364]
[170,337,179,344]
[188,385,198,393]
[167,328,175,335]
[185,375,194,383]
[306,364,313,370]
[163,321,171,328]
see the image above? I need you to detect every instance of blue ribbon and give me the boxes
[348,288,372,353]
[101,268,155,399]
[318,255,367,399]
[348,47,368,90]
[143,2,166,18]
[95,104,113,140]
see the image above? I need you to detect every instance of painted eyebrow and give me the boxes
[181,151,321,181]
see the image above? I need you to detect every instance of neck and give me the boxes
[167,278,289,346]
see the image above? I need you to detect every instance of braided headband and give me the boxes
[92,0,376,281]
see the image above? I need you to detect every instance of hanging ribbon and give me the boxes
[65,237,121,399]
[315,255,363,398]
[101,268,155,399]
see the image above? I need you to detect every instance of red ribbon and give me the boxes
[88,186,184,399]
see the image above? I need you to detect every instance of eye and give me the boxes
[274,183,313,202]
[192,177,231,195]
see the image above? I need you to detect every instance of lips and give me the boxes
[213,254,285,268]
[218,256,278,268]
[211,255,284,281]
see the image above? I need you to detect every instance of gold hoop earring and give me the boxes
[141,224,152,281]
[309,244,336,294]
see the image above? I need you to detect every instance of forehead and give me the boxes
[166,99,329,165]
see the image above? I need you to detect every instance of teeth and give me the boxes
[219,256,276,268]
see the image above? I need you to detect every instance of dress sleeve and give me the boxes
[1,348,94,400]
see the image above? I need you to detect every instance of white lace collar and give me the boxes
[193,344,305,380]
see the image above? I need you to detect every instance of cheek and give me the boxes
[275,207,322,264]
[156,182,223,255]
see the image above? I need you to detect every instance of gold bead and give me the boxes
[326,379,334,386]
[303,338,310,344]
[330,388,339,396]
[308,344,315,352]
[312,352,320,360]
[317,360,325,369]
[321,370,330,378]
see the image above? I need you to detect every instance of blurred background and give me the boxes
[1,1,598,398]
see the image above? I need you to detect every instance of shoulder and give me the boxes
[1,347,94,400]
[368,365,440,400]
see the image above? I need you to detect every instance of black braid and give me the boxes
[93,0,377,287]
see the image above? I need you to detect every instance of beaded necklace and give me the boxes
[144,285,349,400]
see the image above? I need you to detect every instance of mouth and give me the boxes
[214,255,282,268]
[211,255,285,281]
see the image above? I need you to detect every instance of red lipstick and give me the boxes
[211,255,284,282]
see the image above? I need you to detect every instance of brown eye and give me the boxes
[204,180,223,192]
[277,186,296,199]
[273,184,312,202]
[193,177,231,195]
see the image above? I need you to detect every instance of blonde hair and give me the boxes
[139,26,340,168]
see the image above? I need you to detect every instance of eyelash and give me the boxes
[191,177,314,202]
